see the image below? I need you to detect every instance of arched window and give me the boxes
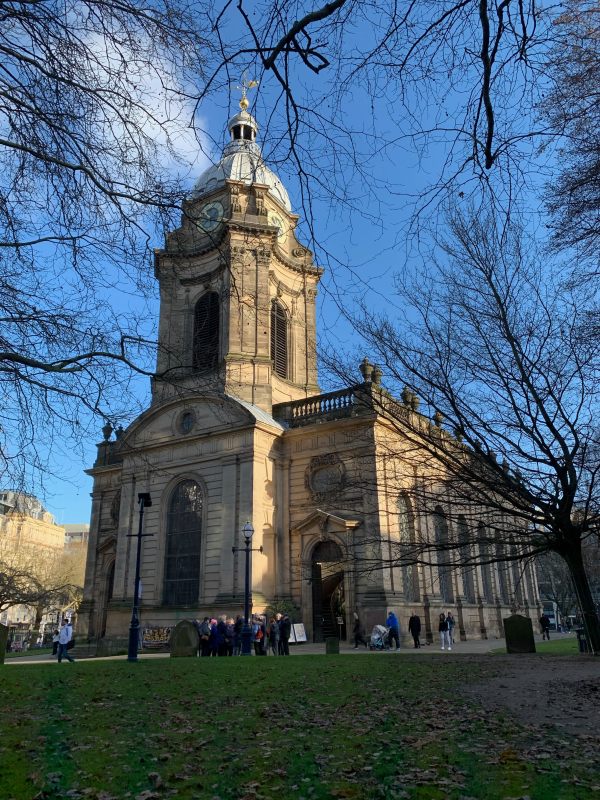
[495,539,510,604]
[163,480,203,606]
[434,506,454,603]
[398,495,419,601]
[509,537,525,606]
[193,292,219,372]
[270,300,288,379]
[457,515,476,603]
[478,523,494,601]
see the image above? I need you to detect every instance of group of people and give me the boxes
[195,613,292,656]
[438,611,456,650]
[352,609,457,650]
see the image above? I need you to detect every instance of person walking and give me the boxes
[51,629,60,657]
[279,613,291,655]
[386,610,400,650]
[57,619,75,663]
[408,612,421,648]
[540,613,551,641]
[446,611,456,644]
[352,613,368,648]
[439,612,451,651]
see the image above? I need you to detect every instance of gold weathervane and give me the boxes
[237,74,258,111]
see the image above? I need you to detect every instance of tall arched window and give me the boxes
[509,537,525,606]
[398,495,419,601]
[434,506,454,603]
[478,523,494,602]
[163,480,203,606]
[270,300,288,379]
[495,539,510,604]
[457,515,476,603]
[193,292,219,372]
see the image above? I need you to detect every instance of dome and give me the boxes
[190,109,292,212]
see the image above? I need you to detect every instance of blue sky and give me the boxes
[37,6,557,524]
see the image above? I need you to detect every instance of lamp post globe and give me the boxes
[241,521,254,656]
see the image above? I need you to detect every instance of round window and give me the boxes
[179,411,195,434]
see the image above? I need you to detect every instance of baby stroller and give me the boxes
[369,624,390,650]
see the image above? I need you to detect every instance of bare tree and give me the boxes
[536,553,578,624]
[0,541,77,615]
[0,0,212,491]
[342,207,600,652]
[540,1,600,265]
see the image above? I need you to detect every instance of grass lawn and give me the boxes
[492,637,580,655]
[4,647,53,660]
[0,655,596,800]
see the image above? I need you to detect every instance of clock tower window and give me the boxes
[270,300,289,379]
[193,292,220,373]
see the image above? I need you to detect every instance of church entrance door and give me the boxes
[311,541,346,642]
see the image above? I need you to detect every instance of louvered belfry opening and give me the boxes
[193,292,219,372]
[270,300,288,379]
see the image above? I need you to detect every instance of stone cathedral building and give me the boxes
[79,99,540,648]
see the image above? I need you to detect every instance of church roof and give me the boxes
[232,396,286,431]
[190,108,291,211]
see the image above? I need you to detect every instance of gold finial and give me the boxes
[237,72,258,111]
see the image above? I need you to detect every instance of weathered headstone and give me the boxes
[503,614,536,654]
[325,636,339,655]
[170,620,199,657]
[0,623,8,664]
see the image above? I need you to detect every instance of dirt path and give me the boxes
[461,654,600,736]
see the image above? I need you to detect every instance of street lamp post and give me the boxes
[127,492,152,662]
[232,521,262,656]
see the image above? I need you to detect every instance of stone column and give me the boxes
[217,455,239,603]
[277,457,291,597]
[113,475,136,600]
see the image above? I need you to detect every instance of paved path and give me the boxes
[4,632,576,663]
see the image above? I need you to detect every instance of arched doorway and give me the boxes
[311,540,346,642]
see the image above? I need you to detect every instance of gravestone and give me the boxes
[503,614,536,654]
[170,620,200,657]
[0,623,8,664]
[325,636,339,655]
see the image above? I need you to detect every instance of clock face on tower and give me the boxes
[196,200,224,232]
[269,213,287,243]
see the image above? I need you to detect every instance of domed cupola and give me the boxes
[190,94,291,211]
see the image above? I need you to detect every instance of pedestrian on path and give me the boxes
[408,612,421,648]
[386,611,401,650]
[439,613,451,651]
[352,613,368,648]
[446,611,456,644]
[57,620,75,663]
[540,613,551,640]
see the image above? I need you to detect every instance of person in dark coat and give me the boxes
[233,615,244,656]
[352,612,368,648]
[209,618,219,657]
[408,612,421,648]
[279,613,291,655]
[540,613,551,640]
[439,612,451,650]
[268,616,280,655]
[198,617,212,657]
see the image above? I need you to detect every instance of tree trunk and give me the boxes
[561,542,600,655]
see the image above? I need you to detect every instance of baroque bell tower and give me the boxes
[152,90,321,413]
